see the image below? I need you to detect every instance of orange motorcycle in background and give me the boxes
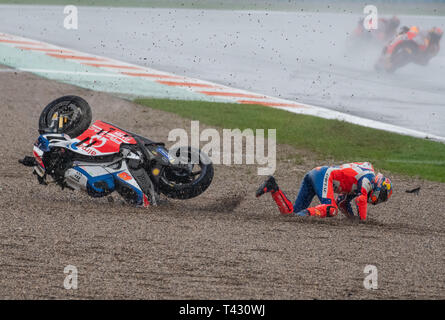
[375,26,443,73]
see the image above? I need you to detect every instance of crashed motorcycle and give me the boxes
[20,96,214,207]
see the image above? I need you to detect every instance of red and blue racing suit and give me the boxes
[274,162,376,220]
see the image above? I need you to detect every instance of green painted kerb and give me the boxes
[0,43,229,102]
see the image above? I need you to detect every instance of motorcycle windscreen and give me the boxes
[69,120,137,156]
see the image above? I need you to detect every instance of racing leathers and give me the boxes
[384,28,441,66]
[261,162,377,221]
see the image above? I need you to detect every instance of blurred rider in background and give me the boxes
[382,26,443,66]
[353,16,400,43]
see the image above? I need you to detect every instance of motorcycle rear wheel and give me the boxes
[387,40,418,73]
[38,95,92,138]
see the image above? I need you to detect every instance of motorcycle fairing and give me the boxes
[69,120,138,157]
[112,165,151,207]
[70,166,114,196]
[66,161,149,206]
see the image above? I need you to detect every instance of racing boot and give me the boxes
[256,176,293,215]
[256,176,279,197]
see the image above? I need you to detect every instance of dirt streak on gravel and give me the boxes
[0,65,445,299]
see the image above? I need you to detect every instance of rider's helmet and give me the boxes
[429,27,443,42]
[369,173,393,205]
[409,26,420,34]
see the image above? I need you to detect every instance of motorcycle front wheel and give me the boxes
[159,147,214,200]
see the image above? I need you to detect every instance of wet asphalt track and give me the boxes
[2,65,445,299]
[1,5,444,136]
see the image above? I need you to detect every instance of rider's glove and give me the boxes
[336,194,354,218]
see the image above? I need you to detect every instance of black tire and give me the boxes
[388,40,418,73]
[159,147,214,200]
[38,95,92,138]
